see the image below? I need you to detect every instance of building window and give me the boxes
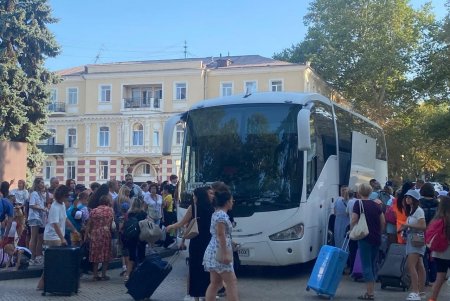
[99,126,110,147]
[176,124,184,145]
[132,123,144,146]
[244,81,257,94]
[67,87,78,105]
[98,160,109,180]
[270,80,283,92]
[174,82,187,100]
[67,128,77,148]
[44,161,53,180]
[67,161,76,180]
[221,82,233,97]
[50,89,57,102]
[153,131,159,146]
[99,85,111,102]
[47,129,56,145]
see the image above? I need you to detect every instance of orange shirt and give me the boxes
[392,198,407,244]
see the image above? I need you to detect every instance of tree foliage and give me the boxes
[274,0,449,182]
[0,0,60,180]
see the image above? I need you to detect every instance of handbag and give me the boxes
[183,205,199,239]
[216,244,233,263]
[139,218,163,243]
[349,200,370,240]
[411,232,425,247]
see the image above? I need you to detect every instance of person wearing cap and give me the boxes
[399,189,427,301]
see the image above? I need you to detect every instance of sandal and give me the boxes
[124,275,129,283]
[357,293,374,300]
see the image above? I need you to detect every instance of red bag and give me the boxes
[385,205,396,225]
[425,218,449,252]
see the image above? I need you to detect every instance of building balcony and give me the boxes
[37,143,65,155]
[48,102,66,116]
[122,97,162,111]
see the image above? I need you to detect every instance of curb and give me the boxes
[0,247,177,281]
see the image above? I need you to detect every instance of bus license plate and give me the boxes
[237,248,250,257]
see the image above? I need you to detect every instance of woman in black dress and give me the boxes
[167,186,214,300]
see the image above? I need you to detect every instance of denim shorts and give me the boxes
[28,219,43,227]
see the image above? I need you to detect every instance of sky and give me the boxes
[46,0,448,71]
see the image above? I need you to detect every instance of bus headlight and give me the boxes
[269,223,304,241]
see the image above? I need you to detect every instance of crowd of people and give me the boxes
[0,175,240,301]
[333,179,450,301]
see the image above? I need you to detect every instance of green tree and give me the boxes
[273,0,450,181]
[274,0,434,123]
[0,0,60,180]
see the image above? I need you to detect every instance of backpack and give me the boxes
[377,191,391,206]
[425,218,449,252]
[123,214,140,240]
[0,198,10,222]
[420,198,438,225]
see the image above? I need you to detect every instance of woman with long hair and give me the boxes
[166,186,215,301]
[65,179,76,203]
[394,181,415,244]
[428,195,450,301]
[10,179,29,206]
[334,185,350,249]
[399,190,426,301]
[27,178,48,265]
[203,189,240,301]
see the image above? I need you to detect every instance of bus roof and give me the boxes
[189,92,382,130]
[190,92,331,109]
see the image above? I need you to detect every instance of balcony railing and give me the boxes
[123,97,161,109]
[37,143,65,154]
[48,102,66,113]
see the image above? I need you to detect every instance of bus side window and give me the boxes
[306,154,318,196]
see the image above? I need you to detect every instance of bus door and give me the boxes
[348,131,376,189]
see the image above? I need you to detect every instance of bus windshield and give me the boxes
[181,103,303,217]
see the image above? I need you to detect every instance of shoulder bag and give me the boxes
[349,200,370,240]
[183,205,199,239]
[139,218,163,243]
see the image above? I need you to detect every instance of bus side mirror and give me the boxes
[162,113,183,156]
[297,108,311,151]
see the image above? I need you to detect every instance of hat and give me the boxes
[75,184,86,191]
[121,202,130,211]
[405,189,421,200]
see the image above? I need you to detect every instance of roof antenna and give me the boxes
[184,40,187,58]
[94,44,105,63]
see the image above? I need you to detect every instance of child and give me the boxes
[3,243,32,270]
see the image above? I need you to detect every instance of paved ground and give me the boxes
[0,250,449,301]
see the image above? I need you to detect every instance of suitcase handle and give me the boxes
[342,234,350,252]
[164,250,181,270]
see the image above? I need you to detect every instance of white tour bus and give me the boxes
[163,92,387,266]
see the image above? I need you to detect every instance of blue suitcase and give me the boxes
[306,243,349,299]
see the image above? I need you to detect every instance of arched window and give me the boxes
[132,123,144,146]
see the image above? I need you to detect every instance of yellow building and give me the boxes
[37,55,335,185]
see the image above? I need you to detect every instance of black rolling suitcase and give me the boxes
[378,243,411,291]
[126,253,176,300]
[43,246,81,296]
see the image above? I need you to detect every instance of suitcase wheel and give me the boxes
[306,286,310,291]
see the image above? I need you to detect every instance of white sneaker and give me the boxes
[35,256,44,265]
[183,295,194,301]
[406,292,421,301]
[29,259,37,266]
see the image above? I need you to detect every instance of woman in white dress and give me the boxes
[203,189,239,301]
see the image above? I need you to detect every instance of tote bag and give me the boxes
[350,200,369,240]
[183,205,199,239]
